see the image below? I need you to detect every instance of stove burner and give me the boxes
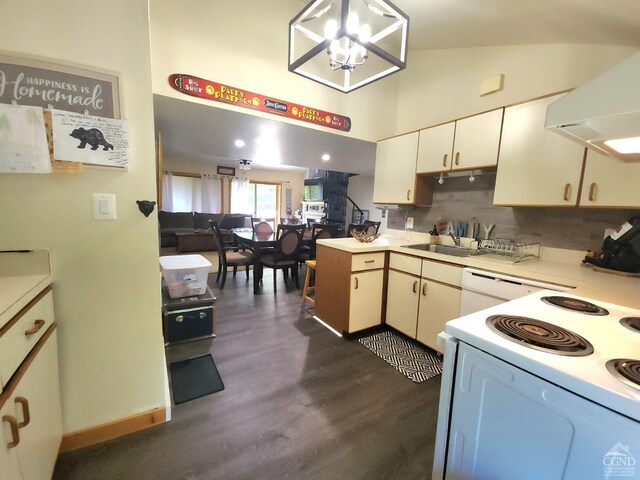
[620,317,640,334]
[541,296,609,315]
[606,359,640,389]
[487,315,594,356]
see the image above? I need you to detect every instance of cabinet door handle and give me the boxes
[15,397,30,428]
[406,189,411,201]
[24,319,45,336]
[588,182,597,201]
[422,283,427,296]
[2,416,20,448]
[176,315,184,323]
[563,183,571,201]
[454,152,460,166]
[412,280,418,293]
[199,312,206,319]
[364,260,375,264]
[354,277,359,289]
[442,154,448,167]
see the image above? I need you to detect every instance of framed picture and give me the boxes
[0,54,120,118]
[352,209,369,224]
[217,165,236,176]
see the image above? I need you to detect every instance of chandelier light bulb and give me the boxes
[346,12,359,34]
[469,170,476,183]
[324,19,338,40]
[438,172,445,185]
[359,24,371,43]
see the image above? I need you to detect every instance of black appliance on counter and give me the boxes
[583,214,640,273]
[162,283,216,345]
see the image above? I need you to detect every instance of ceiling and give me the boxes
[154,0,640,177]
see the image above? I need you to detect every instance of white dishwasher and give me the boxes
[460,267,571,315]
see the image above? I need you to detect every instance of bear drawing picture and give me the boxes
[69,127,114,151]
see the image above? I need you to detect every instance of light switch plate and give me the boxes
[406,217,414,229]
[93,193,117,220]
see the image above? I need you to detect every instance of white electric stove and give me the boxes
[432,290,640,480]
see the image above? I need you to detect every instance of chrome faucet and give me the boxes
[449,232,461,246]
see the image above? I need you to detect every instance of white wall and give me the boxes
[0,0,166,433]
[394,44,638,135]
[149,0,400,142]
[347,175,387,232]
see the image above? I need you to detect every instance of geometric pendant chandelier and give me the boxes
[288,0,409,93]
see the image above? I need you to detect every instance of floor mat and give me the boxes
[358,329,443,383]
[169,354,224,404]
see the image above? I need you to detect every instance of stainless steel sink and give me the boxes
[402,243,478,257]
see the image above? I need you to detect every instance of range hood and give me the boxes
[545,51,640,162]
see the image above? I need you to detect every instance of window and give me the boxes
[171,175,201,212]
[248,182,280,220]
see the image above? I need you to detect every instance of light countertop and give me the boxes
[317,232,640,309]
[0,251,52,329]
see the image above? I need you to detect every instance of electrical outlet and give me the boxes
[406,217,414,229]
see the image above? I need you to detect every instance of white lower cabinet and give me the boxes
[386,270,420,337]
[349,270,385,333]
[416,280,461,352]
[386,254,462,353]
[315,246,385,335]
[1,323,62,480]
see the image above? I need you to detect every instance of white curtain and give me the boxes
[230,177,251,214]
[201,174,222,213]
[161,172,174,212]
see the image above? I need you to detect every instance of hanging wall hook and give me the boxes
[136,200,156,217]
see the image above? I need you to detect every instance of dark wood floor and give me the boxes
[54,267,442,480]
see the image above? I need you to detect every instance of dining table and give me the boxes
[233,229,313,293]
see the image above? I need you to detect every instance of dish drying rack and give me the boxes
[476,239,540,263]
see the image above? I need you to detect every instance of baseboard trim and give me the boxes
[59,407,167,452]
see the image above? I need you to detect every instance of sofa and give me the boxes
[158,211,249,248]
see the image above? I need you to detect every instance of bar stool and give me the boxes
[302,260,316,306]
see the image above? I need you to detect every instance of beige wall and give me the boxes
[393,44,638,136]
[149,0,400,142]
[163,155,306,218]
[0,0,166,432]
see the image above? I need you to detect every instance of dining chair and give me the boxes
[252,217,276,235]
[209,220,254,289]
[299,222,338,263]
[255,224,304,293]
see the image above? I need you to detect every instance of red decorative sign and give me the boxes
[168,74,351,132]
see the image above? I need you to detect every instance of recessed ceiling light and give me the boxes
[234,139,245,148]
[321,154,331,161]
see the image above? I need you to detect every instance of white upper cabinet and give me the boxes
[416,110,503,174]
[494,94,586,206]
[579,149,640,207]
[373,132,419,204]
[374,132,433,205]
[451,109,503,171]
[416,122,455,173]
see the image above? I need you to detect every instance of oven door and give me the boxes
[443,342,640,480]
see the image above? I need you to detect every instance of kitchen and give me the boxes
[1,0,640,479]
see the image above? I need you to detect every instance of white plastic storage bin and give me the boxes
[160,254,212,298]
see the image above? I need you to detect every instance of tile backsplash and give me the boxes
[387,173,639,251]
